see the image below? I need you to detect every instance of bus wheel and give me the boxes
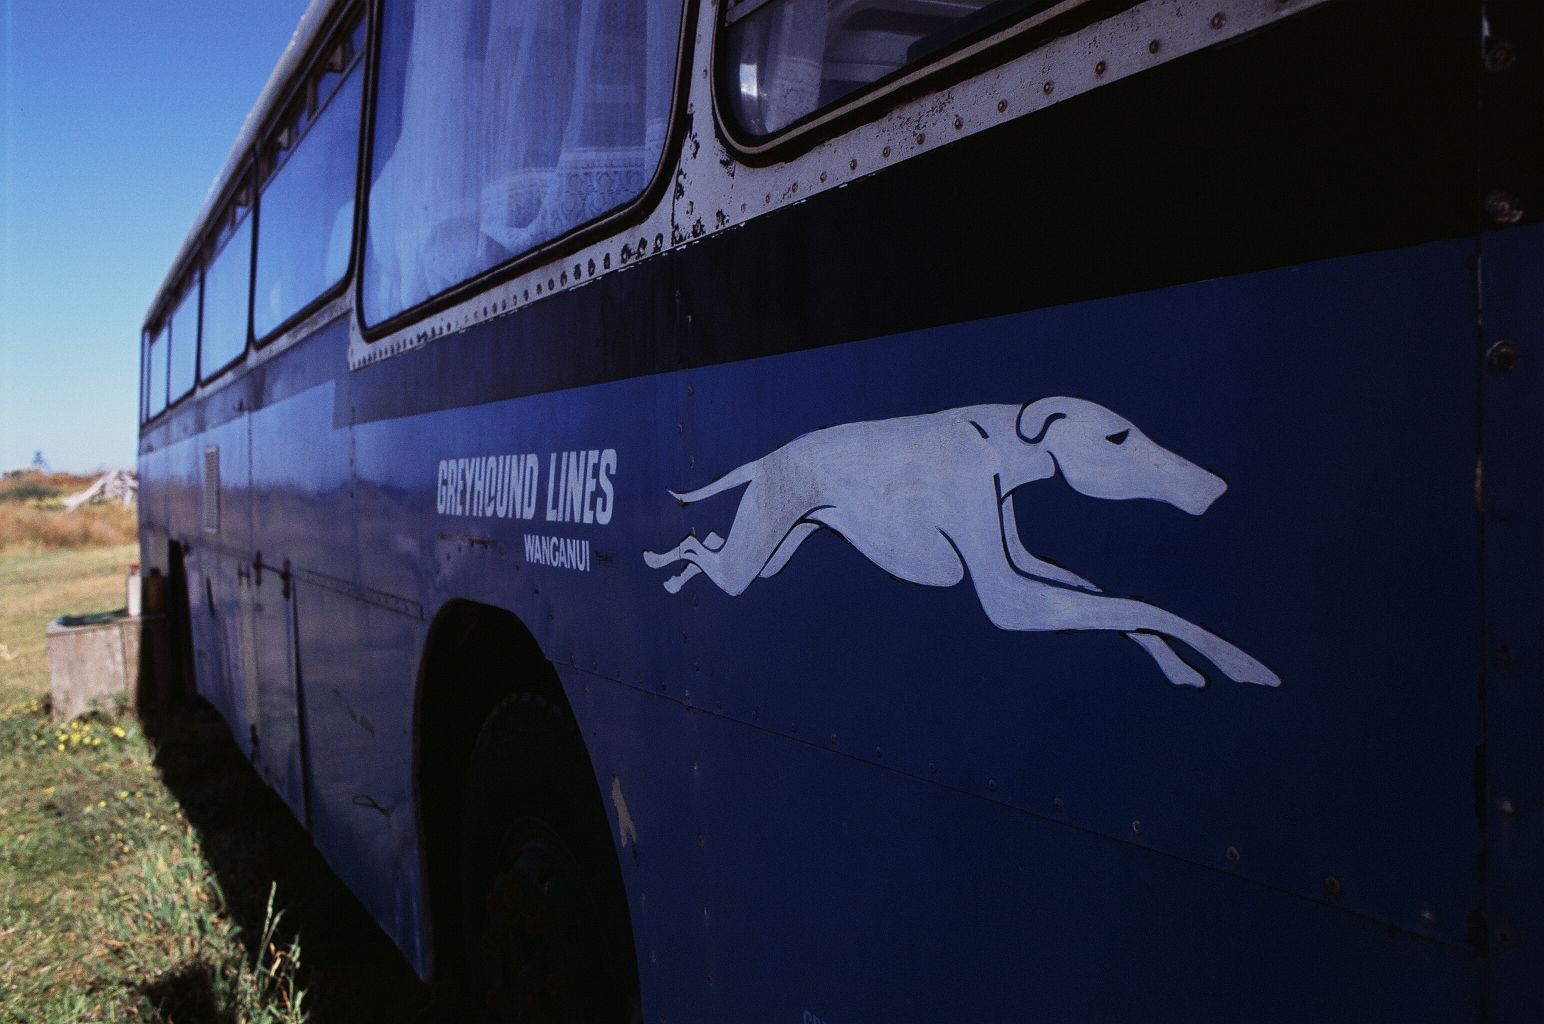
[458,693,638,1024]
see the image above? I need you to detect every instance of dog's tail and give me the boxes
[669,462,756,504]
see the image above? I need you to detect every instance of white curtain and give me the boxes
[365,0,681,321]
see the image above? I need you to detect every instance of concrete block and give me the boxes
[47,613,164,721]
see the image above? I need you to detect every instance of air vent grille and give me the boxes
[202,446,220,533]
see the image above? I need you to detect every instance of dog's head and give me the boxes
[1016,397,1226,515]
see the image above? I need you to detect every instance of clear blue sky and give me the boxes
[0,2,309,472]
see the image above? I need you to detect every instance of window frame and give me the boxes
[143,320,170,424]
[165,270,203,409]
[139,329,152,426]
[197,173,257,385]
[252,4,369,349]
[712,0,1125,165]
[356,0,699,341]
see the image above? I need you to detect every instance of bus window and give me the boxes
[139,332,151,424]
[146,324,168,420]
[362,0,683,326]
[167,279,200,403]
[721,0,1063,137]
[202,205,253,377]
[253,29,364,340]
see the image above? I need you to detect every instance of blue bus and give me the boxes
[138,0,1544,1019]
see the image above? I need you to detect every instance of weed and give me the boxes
[0,543,429,1022]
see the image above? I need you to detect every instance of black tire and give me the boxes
[458,693,640,1024]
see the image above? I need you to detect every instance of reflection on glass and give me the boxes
[168,284,199,402]
[723,0,1053,136]
[203,215,253,375]
[147,327,168,418]
[363,0,683,325]
[255,67,363,339]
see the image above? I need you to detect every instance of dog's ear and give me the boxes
[1016,399,1067,445]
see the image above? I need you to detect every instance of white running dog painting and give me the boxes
[644,397,1279,688]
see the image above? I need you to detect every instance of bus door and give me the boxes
[244,549,306,821]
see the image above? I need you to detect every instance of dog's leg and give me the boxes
[650,483,806,596]
[1001,495,1205,686]
[663,564,702,593]
[1125,633,1206,688]
[759,522,820,579]
[961,537,1279,686]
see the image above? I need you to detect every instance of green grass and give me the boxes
[0,545,432,1022]
[0,546,308,1022]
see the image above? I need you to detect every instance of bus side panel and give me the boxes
[573,664,1480,1024]
[332,235,1486,1015]
[194,412,255,756]
[294,581,428,974]
[550,238,1479,1018]
[1480,222,1544,1017]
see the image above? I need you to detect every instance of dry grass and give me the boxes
[0,472,137,555]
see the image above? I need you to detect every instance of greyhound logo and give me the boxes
[644,398,1279,688]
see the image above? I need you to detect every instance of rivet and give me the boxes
[997,98,1009,113]
[1323,875,1342,896]
[819,171,828,183]
[1053,797,1065,812]
[1131,819,1143,835]
[1499,795,1517,816]
[1095,60,1107,76]
[1225,846,1241,864]
[790,180,797,193]
[1487,339,1519,373]
[1148,39,1161,54]
[1485,41,1516,74]
[849,158,858,171]
[915,132,925,145]
[764,193,771,205]
[1485,189,1524,224]
[882,145,891,158]
[1042,80,1053,95]
[988,779,998,791]
[1420,907,1438,928]
[953,115,963,130]
[1210,12,1225,29]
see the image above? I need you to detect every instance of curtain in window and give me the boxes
[364,0,681,324]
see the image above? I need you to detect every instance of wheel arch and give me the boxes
[412,598,605,983]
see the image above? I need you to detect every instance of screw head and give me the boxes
[1131,819,1143,835]
[1499,795,1518,816]
[1323,875,1343,896]
[1485,190,1524,225]
[1487,339,1519,373]
[1225,846,1241,865]
[1485,41,1516,74]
